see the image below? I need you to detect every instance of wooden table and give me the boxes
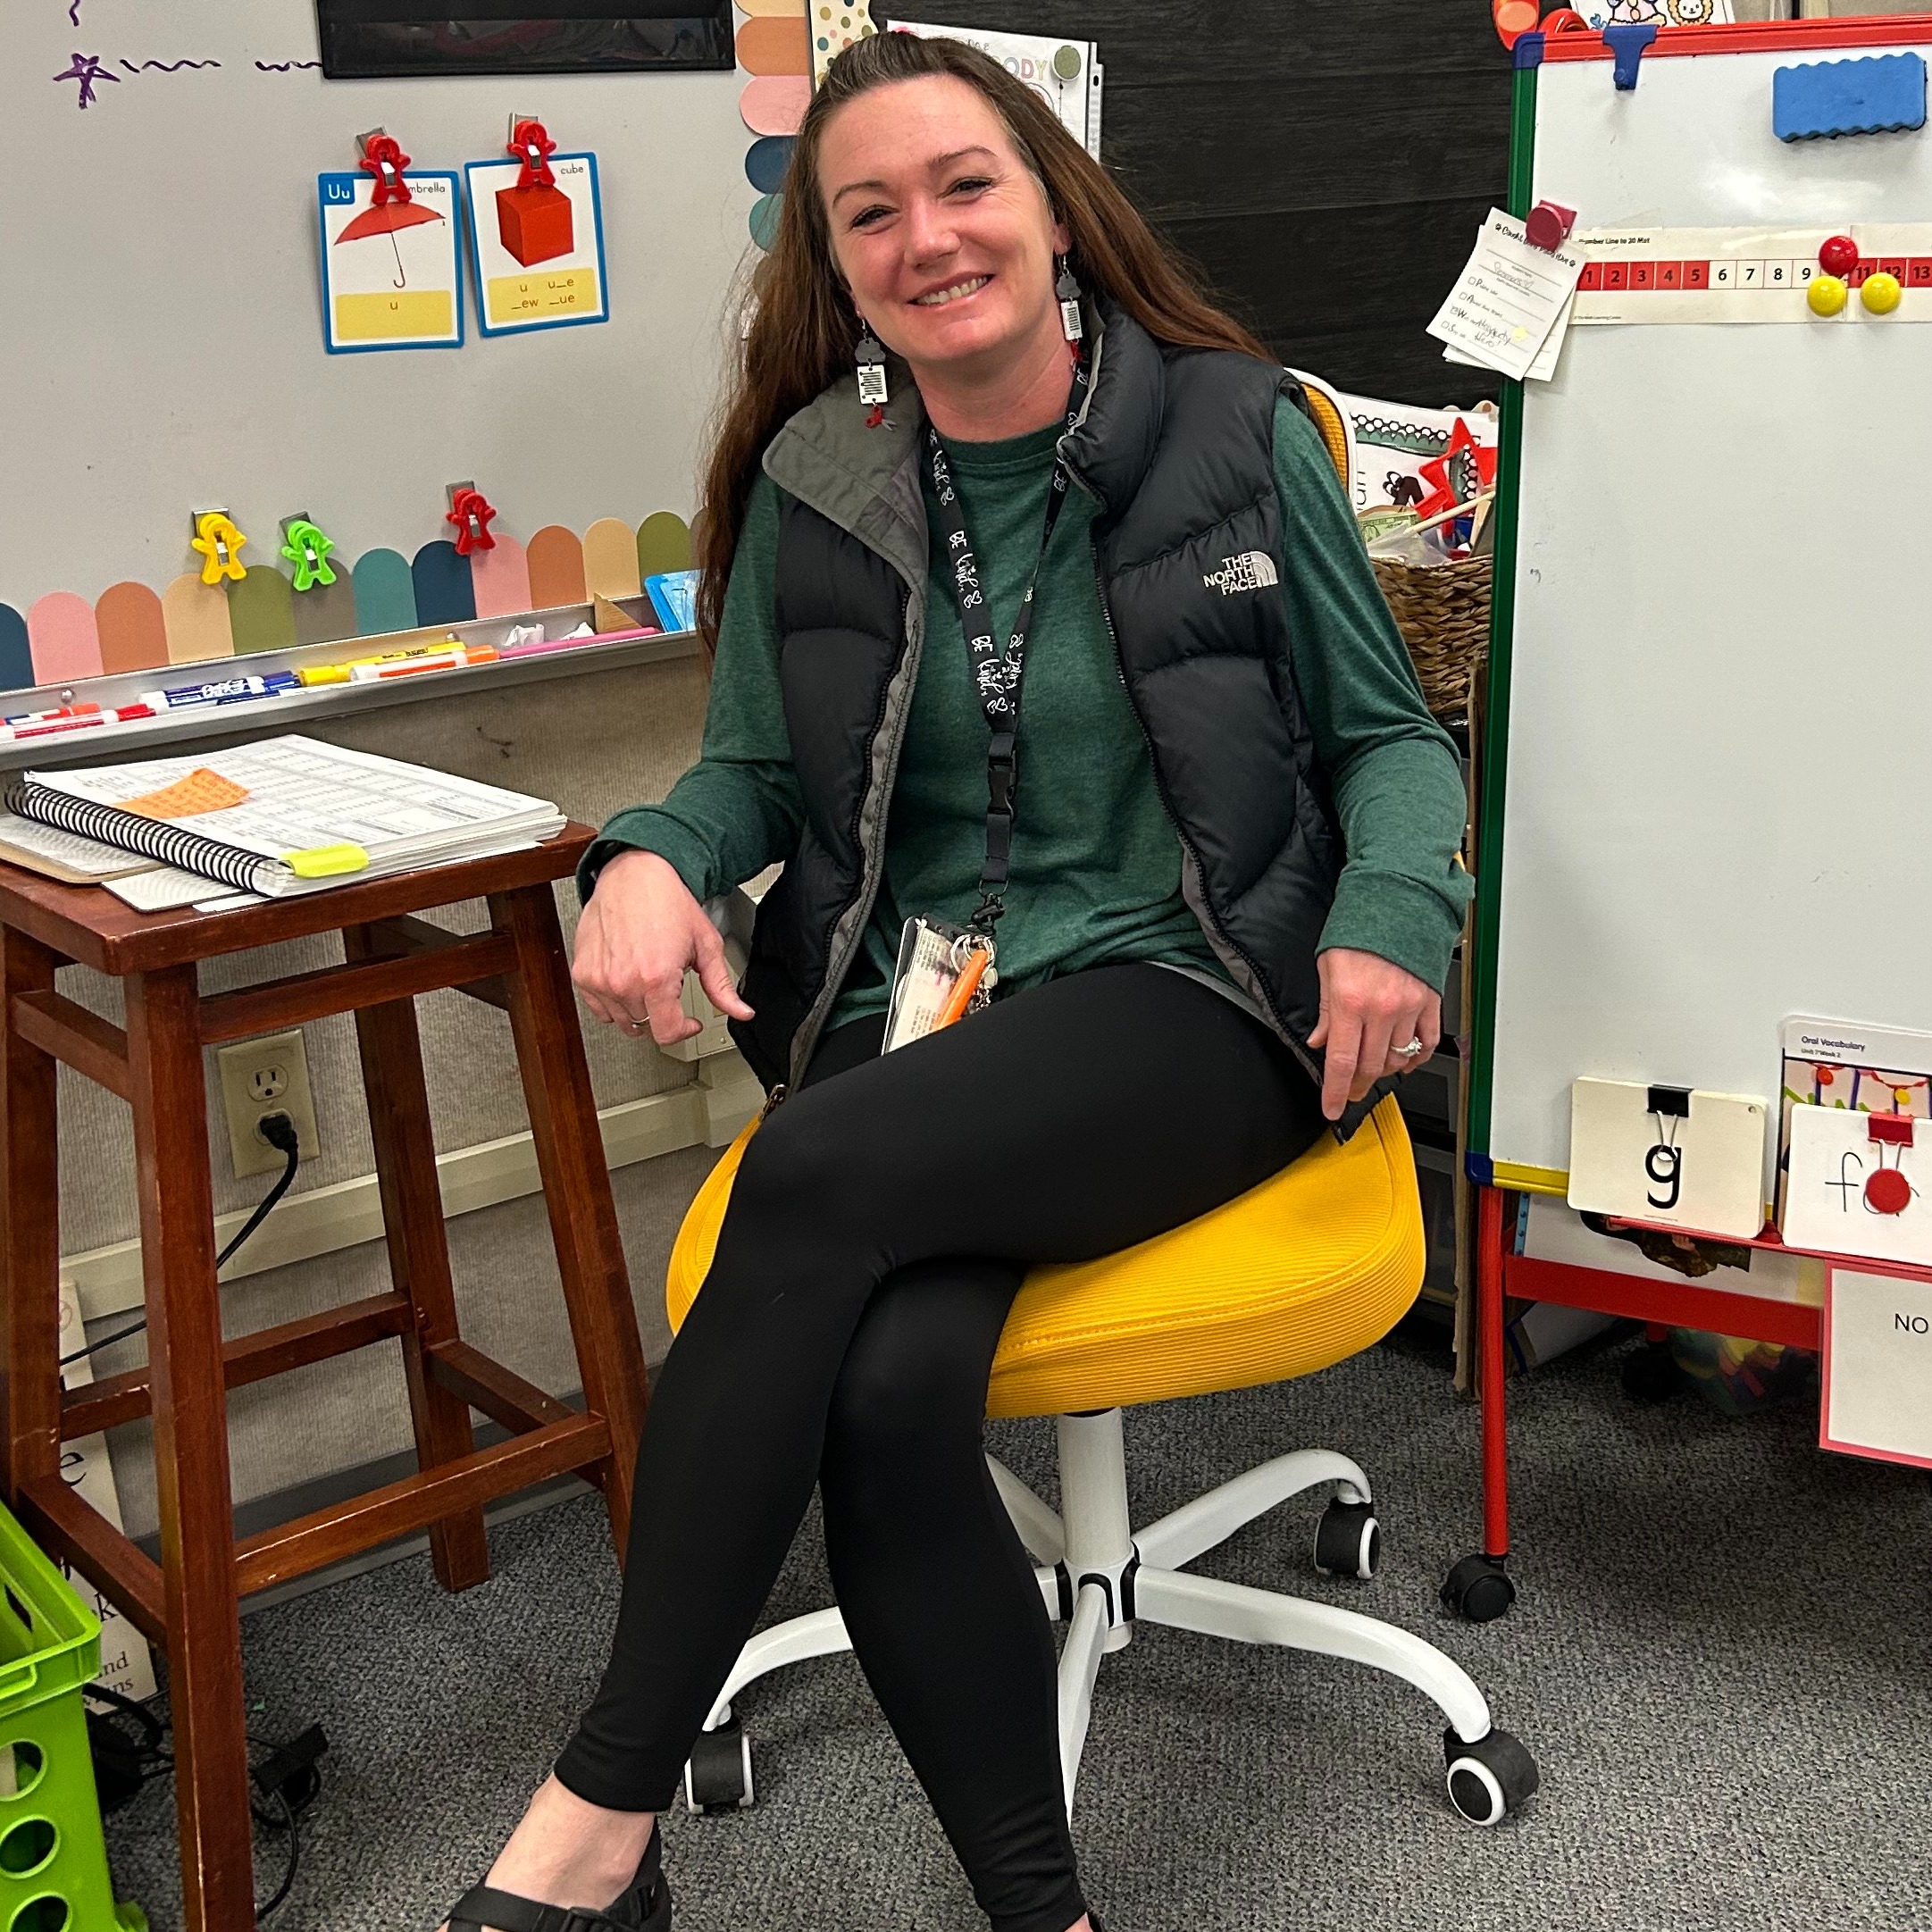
[0,827,648,1930]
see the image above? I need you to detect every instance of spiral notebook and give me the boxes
[4,737,564,899]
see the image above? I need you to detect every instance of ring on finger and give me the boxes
[1392,1034,1426,1058]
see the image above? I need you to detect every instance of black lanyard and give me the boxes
[925,352,1090,933]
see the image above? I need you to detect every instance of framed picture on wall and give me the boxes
[315,3,736,78]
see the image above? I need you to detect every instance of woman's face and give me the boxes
[819,74,1070,378]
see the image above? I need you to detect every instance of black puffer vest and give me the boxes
[735,300,1365,1126]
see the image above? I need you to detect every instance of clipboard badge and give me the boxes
[1865,1112,1916,1216]
[1644,1085,1691,1212]
[445,481,498,556]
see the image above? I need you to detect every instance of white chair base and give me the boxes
[687,1409,1538,1828]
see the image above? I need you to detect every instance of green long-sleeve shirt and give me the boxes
[585,398,1471,1027]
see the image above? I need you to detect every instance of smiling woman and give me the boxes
[441,29,1474,1932]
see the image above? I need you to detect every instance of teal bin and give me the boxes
[0,1503,145,1930]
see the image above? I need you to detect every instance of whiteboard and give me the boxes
[1485,32,1932,1200]
[2,0,753,607]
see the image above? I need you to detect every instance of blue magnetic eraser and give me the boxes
[1773,52,1927,143]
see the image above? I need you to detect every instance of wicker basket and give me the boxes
[1370,552,1492,722]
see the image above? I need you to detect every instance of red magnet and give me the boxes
[1819,234,1860,278]
[1526,200,1577,254]
[508,117,559,190]
[1866,1167,1912,1215]
[446,486,498,556]
[1542,7,1590,29]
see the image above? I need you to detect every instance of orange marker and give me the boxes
[934,947,991,1031]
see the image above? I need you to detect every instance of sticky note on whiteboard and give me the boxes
[1568,1077,1769,1239]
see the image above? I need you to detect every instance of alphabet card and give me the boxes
[317,171,464,354]
[1820,1265,1932,1468]
[1567,1077,1769,1240]
[464,146,609,337]
[1781,1104,1932,1267]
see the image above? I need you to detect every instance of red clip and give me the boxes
[508,118,558,191]
[1869,1112,1916,1146]
[359,132,414,209]
[1525,200,1577,255]
[446,487,498,556]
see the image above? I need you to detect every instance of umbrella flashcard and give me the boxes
[317,171,464,353]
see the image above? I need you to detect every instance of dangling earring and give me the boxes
[1055,255,1084,343]
[855,313,889,423]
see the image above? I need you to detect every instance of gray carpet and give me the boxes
[98,1324,1932,1931]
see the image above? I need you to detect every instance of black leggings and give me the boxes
[554,964,1326,1932]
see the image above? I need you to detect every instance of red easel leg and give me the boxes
[1479,1184,1510,1560]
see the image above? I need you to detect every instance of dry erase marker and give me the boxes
[141,673,299,710]
[0,713,110,743]
[495,631,653,660]
[297,639,467,686]
[348,644,499,682]
[1,702,101,726]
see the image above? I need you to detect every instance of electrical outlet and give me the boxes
[215,1031,321,1179]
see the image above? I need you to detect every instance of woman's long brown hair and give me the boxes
[694,29,1273,656]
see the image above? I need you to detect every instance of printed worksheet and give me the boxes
[1428,209,1584,380]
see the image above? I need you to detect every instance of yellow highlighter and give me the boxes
[286,842,370,879]
[296,638,467,687]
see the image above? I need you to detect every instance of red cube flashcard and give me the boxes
[1682,260,1710,289]
[497,181,575,267]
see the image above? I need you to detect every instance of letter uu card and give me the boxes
[1567,1077,1768,1239]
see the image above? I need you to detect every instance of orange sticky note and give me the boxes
[121,768,250,820]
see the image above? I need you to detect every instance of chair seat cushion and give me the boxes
[666,1095,1424,1418]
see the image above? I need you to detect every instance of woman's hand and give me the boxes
[1307,947,1441,1123]
[571,849,755,1047]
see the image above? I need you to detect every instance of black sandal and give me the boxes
[446,1825,670,1932]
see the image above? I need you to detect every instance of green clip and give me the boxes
[280,517,338,593]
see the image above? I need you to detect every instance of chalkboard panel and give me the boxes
[316,1,735,78]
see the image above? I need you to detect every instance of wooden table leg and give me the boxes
[490,884,645,1560]
[0,928,63,1508]
[346,927,489,1593]
[126,965,256,1932]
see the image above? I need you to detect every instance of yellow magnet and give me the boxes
[1861,270,1903,314]
[191,511,249,585]
[1808,274,1848,316]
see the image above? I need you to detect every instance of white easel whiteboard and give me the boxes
[2,0,752,607]
[1480,25,1932,1202]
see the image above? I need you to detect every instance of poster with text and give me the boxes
[464,152,610,337]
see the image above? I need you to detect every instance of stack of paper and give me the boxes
[4,736,564,907]
[1429,208,1585,383]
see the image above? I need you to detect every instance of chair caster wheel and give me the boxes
[1313,1498,1381,1579]
[1441,1552,1516,1622]
[1443,1725,1538,1824]
[1621,1339,1682,1404]
[683,1718,755,1813]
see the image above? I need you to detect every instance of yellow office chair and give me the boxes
[665,1096,1538,1833]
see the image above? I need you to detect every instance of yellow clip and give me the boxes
[285,842,369,879]
[191,512,249,587]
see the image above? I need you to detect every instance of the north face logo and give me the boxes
[1202,551,1279,595]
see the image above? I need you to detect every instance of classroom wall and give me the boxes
[893,0,1513,402]
[71,657,716,1540]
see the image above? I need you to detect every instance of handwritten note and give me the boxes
[1428,209,1585,381]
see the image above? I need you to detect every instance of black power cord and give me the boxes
[62,1110,303,1370]
[84,1683,327,1918]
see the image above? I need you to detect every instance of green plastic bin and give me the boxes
[0,1503,145,1931]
